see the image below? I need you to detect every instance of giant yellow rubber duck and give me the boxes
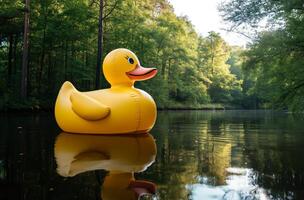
[55,48,158,134]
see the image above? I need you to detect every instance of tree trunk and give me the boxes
[21,0,30,99]
[47,52,52,94]
[161,56,166,80]
[64,41,68,80]
[38,0,47,95]
[168,58,172,83]
[8,34,13,87]
[95,0,103,89]
[13,34,18,74]
[210,35,214,75]
[71,42,75,80]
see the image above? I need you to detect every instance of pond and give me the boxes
[0,110,304,200]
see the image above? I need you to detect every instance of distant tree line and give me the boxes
[1,0,249,110]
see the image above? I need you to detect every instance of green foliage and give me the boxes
[197,32,242,104]
[0,0,243,110]
[221,0,304,111]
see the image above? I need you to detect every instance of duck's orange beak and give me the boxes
[126,64,158,81]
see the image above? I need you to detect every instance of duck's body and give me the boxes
[55,48,158,134]
[55,82,156,134]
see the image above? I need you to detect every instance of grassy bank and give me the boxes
[0,99,242,112]
[158,101,243,110]
[158,102,225,110]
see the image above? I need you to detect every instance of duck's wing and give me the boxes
[68,151,109,176]
[70,91,110,121]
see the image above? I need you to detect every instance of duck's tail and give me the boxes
[54,81,77,131]
[60,81,76,93]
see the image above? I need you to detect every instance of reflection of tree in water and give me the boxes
[143,111,304,200]
[141,111,201,199]
[143,111,236,199]
[197,117,231,185]
[0,114,102,200]
[243,123,304,200]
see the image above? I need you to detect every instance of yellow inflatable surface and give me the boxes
[55,48,158,134]
[54,132,157,199]
[54,132,156,176]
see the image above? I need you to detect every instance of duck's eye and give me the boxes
[128,58,134,64]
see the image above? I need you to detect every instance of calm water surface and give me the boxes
[1,110,304,200]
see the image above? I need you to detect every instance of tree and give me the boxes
[220,0,304,111]
[0,0,245,110]
[197,32,242,103]
[95,0,120,89]
[95,0,103,89]
[21,0,30,98]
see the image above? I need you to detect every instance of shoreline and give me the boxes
[0,107,276,114]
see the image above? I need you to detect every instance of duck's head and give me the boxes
[103,48,157,87]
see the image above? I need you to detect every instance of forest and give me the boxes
[0,0,303,111]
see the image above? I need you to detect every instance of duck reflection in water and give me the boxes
[54,132,157,200]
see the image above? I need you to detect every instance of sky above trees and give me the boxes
[168,0,251,46]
